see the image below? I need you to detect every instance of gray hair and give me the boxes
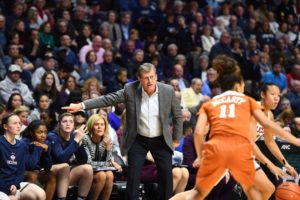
[137,63,156,77]
[191,78,201,86]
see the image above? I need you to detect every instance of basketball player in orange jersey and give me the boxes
[170,55,300,200]
[250,83,298,200]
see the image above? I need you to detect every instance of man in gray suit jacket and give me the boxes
[63,63,183,200]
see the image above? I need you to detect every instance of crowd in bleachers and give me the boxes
[1,0,300,199]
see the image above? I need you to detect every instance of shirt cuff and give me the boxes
[81,102,85,109]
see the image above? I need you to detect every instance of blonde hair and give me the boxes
[82,78,102,93]
[14,105,29,115]
[86,114,109,136]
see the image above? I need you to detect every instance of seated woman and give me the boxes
[21,120,55,200]
[0,114,46,200]
[47,112,93,200]
[141,151,189,196]
[82,114,122,200]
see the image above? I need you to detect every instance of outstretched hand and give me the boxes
[268,163,287,180]
[285,163,298,178]
[61,103,83,113]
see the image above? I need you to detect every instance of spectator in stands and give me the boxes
[108,103,125,132]
[286,63,300,89]
[201,67,218,98]
[58,75,78,109]
[54,19,75,48]
[79,35,105,65]
[270,38,293,69]
[47,112,93,200]
[171,64,189,91]
[209,31,232,61]
[181,78,207,109]
[101,10,122,50]
[261,62,288,95]
[258,52,271,77]
[14,105,30,133]
[82,114,122,200]
[101,50,121,93]
[169,78,180,92]
[244,38,260,61]
[226,15,246,46]
[76,24,92,50]
[89,1,106,30]
[276,109,295,133]
[244,17,258,40]
[6,93,23,114]
[257,20,276,47]
[6,2,26,30]
[33,71,59,105]
[126,49,144,79]
[80,50,103,84]
[39,21,54,49]
[111,68,129,92]
[201,25,215,54]
[120,11,132,41]
[291,116,300,138]
[26,7,40,30]
[56,34,79,69]
[30,94,51,121]
[0,14,7,54]
[0,104,7,125]
[31,52,60,90]
[11,19,28,49]
[241,50,261,97]
[0,64,34,106]
[285,79,300,116]
[23,29,40,62]
[175,54,191,81]
[230,37,243,66]
[267,10,279,34]
[11,55,33,89]
[234,4,248,31]
[72,4,90,35]
[3,43,33,68]
[160,44,178,79]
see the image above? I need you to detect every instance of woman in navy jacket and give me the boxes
[47,112,93,200]
[21,120,55,200]
[0,114,45,200]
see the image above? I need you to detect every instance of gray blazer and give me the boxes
[83,81,183,155]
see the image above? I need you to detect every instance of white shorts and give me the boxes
[0,182,30,200]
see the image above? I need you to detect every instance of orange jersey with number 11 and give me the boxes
[200,91,261,141]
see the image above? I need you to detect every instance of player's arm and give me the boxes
[253,109,300,147]
[264,128,298,178]
[193,112,208,168]
[250,118,286,179]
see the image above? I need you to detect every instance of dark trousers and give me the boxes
[126,134,173,200]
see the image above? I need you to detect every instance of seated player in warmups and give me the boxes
[47,112,93,200]
[0,114,46,200]
[170,55,300,200]
[21,120,55,200]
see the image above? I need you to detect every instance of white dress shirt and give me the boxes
[138,85,162,138]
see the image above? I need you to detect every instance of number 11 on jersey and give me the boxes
[219,104,236,118]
